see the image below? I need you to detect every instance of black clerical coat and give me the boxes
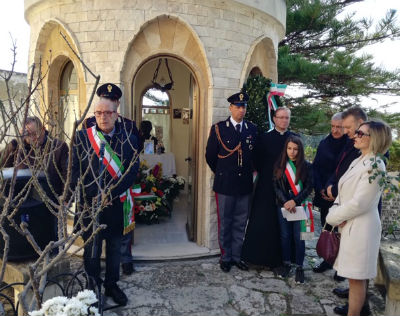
[242,128,297,267]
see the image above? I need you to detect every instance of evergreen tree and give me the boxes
[278,0,400,133]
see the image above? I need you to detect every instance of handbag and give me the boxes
[316,224,340,265]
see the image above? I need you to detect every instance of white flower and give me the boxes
[41,296,68,316]
[176,176,185,185]
[28,311,45,316]
[88,306,100,316]
[76,290,97,306]
[168,177,177,183]
[63,298,88,316]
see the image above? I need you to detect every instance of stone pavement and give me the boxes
[103,237,386,316]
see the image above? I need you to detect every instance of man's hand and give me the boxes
[321,188,335,201]
[326,185,335,200]
[284,200,296,213]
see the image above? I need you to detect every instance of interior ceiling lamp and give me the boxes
[152,58,174,92]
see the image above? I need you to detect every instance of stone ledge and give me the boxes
[375,239,400,315]
[0,257,70,292]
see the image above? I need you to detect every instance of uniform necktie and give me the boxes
[236,124,241,133]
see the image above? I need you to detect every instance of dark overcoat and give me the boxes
[71,122,139,237]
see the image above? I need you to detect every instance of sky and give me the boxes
[0,0,399,112]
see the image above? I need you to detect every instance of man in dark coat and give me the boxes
[205,91,257,273]
[241,107,297,269]
[0,116,68,201]
[83,83,139,276]
[0,116,68,244]
[72,95,139,306]
[312,112,347,273]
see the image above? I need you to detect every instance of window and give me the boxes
[141,87,171,151]
[59,61,78,139]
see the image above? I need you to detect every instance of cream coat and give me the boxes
[326,153,384,280]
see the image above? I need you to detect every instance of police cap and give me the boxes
[96,83,122,101]
[227,92,249,107]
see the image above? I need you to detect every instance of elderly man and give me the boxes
[0,116,68,202]
[72,91,139,306]
[312,113,347,273]
[205,91,257,273]
[83,83,139,276]
[0,116,69,252]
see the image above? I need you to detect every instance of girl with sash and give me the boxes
[273,136,313,284]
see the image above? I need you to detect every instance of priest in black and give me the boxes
[241,107,296,269]
[206,92,257,273]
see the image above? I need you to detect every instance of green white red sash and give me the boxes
[87,126,135,235]
[284,160,314,240]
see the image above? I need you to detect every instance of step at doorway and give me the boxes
[132,193,212,260]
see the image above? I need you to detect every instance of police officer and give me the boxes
[83,83,139,276]
[205,91,257,272]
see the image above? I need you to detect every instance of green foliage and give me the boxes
[388,140,400,172]
[304,145,317,163]
[279,0,400,109]
[243,75,282,133]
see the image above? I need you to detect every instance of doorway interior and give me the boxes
[131,56,206,259]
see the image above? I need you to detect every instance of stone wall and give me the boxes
[24,0,286,249]
[0,70,28,149]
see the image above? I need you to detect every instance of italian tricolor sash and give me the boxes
[284,160,314,240]
[87,126,135,235]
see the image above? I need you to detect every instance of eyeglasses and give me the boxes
[354,130,370,138]
[94,111,116,117]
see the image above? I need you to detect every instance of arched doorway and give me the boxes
[120,15,213,250]
[131,56,203,258]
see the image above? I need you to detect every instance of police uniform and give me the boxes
[205,92,257,272]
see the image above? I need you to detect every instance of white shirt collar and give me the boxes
[105,126,116,138]
[230,116,243,128]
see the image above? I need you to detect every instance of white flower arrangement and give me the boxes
[29,290,99,316]
[176,176,185,186]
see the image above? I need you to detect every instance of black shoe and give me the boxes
[333,303,371,316]
[220,261,232,273]
[122,262,135,275]
[333,287,349,299]
[295,267,304,284]
[333,271,346,282]
[276,264,291,278]
[104,283,128,306]
[312,260,332,273]
[232,260,249,271]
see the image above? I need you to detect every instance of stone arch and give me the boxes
[121,14,212,112]
[120,15,213,245]
[240,36,277,86]
[31,19,87,132]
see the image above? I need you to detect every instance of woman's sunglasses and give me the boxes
[354,130,370,138]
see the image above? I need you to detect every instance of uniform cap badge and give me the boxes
[107,84,112,93]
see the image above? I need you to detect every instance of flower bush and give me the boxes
[29,290,99,316]
[134,161,185,224]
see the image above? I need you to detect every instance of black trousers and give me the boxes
[83,231,121,287]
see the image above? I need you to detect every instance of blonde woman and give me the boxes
[326,120,392,316]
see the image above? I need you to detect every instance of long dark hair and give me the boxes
[274,136,306,184]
